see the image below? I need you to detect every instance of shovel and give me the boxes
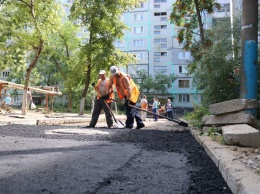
[92,83,125,128]
[110,98,188,127]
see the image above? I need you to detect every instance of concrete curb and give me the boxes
[190,128,260,194]
[0,119,37,125]
[37,117,91,125]
[0,117,104,126]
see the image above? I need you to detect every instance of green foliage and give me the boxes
[201,127,225,144]
[131,69,177,94]
[170,0,220,50]
[189,16,241,106]
[184,104,210,129]
[69,0,146,114]
[0,0,64,88]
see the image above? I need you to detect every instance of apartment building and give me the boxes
[115,0,235,111]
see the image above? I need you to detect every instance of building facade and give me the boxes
[113,0,234,111]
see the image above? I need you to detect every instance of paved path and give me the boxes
[0,110,259,193]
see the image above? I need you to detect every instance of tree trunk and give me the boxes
[22,43,43,115]
[79,64,91,115]
[51,56,73,112]
[194,0,205,43]
[67,93,73,112]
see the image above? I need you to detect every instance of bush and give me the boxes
[184,105,210,129]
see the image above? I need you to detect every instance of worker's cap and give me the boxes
[110,66,119,75]
[99,70,106,75]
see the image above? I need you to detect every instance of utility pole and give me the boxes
[240,0,258,115]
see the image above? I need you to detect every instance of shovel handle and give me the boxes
[109,98,188,127]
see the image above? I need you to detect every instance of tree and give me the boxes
[170,0,220,50]
[0,0,63,114]
[40,21,82,112]
[190,16,242,106]
[70,0,145,115]
[131,69,177,94]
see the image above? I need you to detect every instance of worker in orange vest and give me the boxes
[108,66,145,129]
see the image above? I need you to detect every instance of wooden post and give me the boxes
[50,95,54,112]
[46,95,49,110]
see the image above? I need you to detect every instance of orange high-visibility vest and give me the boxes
[113,72,140,103]
[97,78,113,103]
[141,100,148,109]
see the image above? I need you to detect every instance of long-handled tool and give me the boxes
[92,83,125,128]
[105,102,125,128]
[110,98,188,127]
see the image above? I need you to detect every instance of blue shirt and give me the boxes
[4,96,11,105]
[153,101,158,109]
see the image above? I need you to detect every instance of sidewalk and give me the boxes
[0,109,93,125]
[0,109,260,193]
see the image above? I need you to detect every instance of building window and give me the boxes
[154,31,160,34]
[134,53,144,60]
[161,25,167,29]
[212,18,230,27]
[154,0,166,2]
[154,12,167,16]
[134,13,144,21]
[154,4,160,8]
[2,71,9,77]
[178,80,190,88]
[154,52,167,56]
[161,17,167,21]
[161,52,167,56]
[179,94,190,102]
[154,38,167,43]
[133,26,144,34]
[179,66,182,73]
[179,66,188,73]
[154,66,167,73]
[161,44,167,48]
[154,57,160,62]
[133,39,144,47]
[154,38,167,48]
[115,40,124,48]
[178,51,190,59]
[215,3,230,12]
[154,25,167,29]
[140,2,144,8]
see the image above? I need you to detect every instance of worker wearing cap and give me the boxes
[85,70,113,128]
[108,66,145,129]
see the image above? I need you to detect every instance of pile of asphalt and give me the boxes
[0,125,232,193]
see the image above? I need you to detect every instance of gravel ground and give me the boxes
[0,121,232,194]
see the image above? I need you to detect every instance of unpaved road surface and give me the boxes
[0,120,232,194]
